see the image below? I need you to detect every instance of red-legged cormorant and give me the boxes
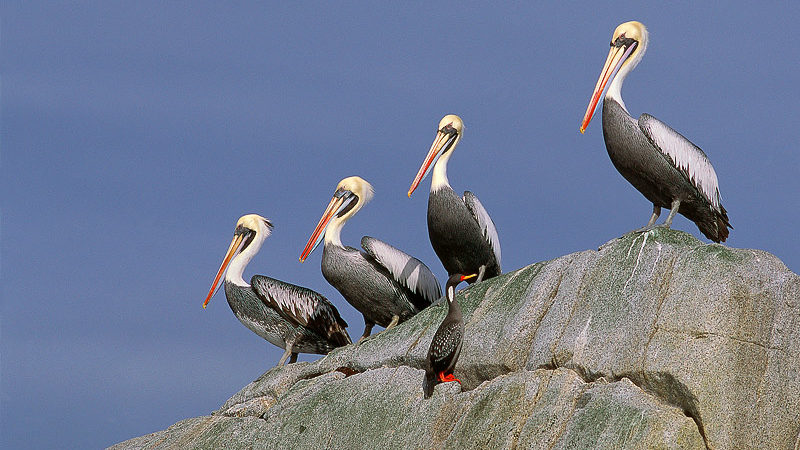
[423,273,476,398]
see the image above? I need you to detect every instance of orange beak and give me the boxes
[299,190,353,262]
[203,233,245,308]
[408,128,456,197]
[580,42,637,133]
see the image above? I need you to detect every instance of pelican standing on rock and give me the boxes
[408,114,501,282]
[300,176,441,341]
[204,214,351,366]
[580,21,731,242]
[423,273,476,399]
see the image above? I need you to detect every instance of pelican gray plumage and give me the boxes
[300,176,441,341]
[408,114,501,282]
[204,214,351,366]
[580,21,732,242]
[422,273,476,399]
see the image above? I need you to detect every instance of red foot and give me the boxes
[437,372,462,384]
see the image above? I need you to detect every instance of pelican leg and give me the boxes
[634,205,662,234]
[476,265,487,283]
[662,199,681,228]
[647,205,661,227]
[384,314,400,331]
[277,345,294,366]
[358,316,400,344]
[357,321,375,344]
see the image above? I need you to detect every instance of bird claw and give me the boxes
[634,224,657,234]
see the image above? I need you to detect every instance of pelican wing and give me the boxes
[360,236,442,305]
[463,191,502,268]
[638,114,722,210]
[251,275,350,345]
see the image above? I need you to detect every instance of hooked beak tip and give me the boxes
[580,127,586,134]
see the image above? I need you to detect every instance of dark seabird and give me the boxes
[423,273,476,398]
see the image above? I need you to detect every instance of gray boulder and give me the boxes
[112,229,800,449]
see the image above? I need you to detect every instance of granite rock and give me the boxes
[112,229,800,450]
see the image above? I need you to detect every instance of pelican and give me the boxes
[408,114,501,282]
[422,273,476,399]
[300,176,442,341]
[204,214,351,366]
[580,21,732,242]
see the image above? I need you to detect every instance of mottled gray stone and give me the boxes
[112,229,800,450]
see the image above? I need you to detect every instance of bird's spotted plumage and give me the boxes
[429,321,463,373]
[423,273,474,398]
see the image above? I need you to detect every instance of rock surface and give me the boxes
[112,229,800,450]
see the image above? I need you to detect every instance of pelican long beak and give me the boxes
[580,41,638,133]
[408,129,455,197]
[203,233,245,308]
[299,190,355,262]
[460,274,477,282]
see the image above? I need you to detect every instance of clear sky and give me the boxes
[3,2,799,448]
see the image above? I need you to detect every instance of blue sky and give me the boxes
[3,2,799,448]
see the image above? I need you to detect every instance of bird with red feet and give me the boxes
[423,273,476,398]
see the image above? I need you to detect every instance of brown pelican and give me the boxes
[408,114,501,282]
[580,21,732,242]
[423,273,476,399]
[204,214,351,366]
[300,176,442,341]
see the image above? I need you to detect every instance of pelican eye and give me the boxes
[235,225,255,237]
[233,225,256,250]
[333,188,350,198]
[336,193,358,218]
[613,36,637,49]
[241,230,256,251]
[441,124,458,135]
